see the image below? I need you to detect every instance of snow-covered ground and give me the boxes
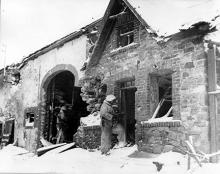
[0,144,220,174]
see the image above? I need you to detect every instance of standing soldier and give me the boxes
[56,105,67,144]
[100,95,116,155]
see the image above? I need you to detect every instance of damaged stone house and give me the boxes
[0,19,101,151]
[0,0,220,161]
[84,0,220,160]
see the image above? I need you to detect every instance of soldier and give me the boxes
[100,95,116,155]
[56,105,67,144]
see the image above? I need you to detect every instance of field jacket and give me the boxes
[100,100,114,121]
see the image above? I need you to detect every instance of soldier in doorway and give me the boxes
[56,104,68,144]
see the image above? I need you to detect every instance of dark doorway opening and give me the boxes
[43,71,89,144]
[120,80,136,144]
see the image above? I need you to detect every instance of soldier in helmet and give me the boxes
[100,95,117,155]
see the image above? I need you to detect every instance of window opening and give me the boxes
[151,74,173,119]
[26,113,35,123]
[25,112,35,127]
[117,22,134,47]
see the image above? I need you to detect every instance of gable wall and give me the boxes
[86,14,210,152]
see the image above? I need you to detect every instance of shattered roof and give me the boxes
[2,0,220,72]
[87,0,220,67]
[127,0,220,37]
[205,18,220,43]
[0,19,101,73]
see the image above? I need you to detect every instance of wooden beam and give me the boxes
[151,99,165,119]
[208,90,220,95]
[207,44,218,162]
[185,140,202,167]
[37,143,66,156]
[109,11,127,19]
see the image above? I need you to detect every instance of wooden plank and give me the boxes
[185,140,202,167]
[204,150,220,159]
[161,106,173,118]
[109,11,127,19]
[40,137,53,147]
[120,89,127,142]
[151,99,165,119]
[207,44,217,162]
[45,142,76,155]
[37,143,66,156]
[208,90,220,94]
[187,154,191,170]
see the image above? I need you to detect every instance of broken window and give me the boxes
[117,22,134,47]
[150,74,173,119]
[25,112,35,127]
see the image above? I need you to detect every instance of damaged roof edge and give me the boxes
[122,0,156,34]
[0,18,102,74]
[18,30,84,69]
[88,3,219,68]
[87,0,156,68]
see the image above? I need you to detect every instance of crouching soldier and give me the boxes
[112,105,126,148]
[112,123,126,148]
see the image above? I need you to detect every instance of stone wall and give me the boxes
[86,12,209,153]
[137,121,186,154]
[0,35,88,152]
[74,125,101,149]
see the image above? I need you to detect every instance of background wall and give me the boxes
[0,35,87,151]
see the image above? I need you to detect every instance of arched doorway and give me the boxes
[39,67,89,145]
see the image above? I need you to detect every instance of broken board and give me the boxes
[37,143,66,156]
[40,137,53,147]
[45,142,76,155]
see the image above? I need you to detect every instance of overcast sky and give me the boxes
[0,0,217,69]
[0,0,109,68]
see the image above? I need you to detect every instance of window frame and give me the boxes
[149,73,173,119]
[24,107,37,128]
[117,22,135,48]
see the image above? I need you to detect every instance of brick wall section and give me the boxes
[86,12,209,153]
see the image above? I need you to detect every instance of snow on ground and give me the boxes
[80,112,101,126]
[0,144,220,174]
[0,144,35,172]
[142,117,181,124]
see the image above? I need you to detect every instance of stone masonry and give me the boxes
[86,10,210,153]
[74,125,101,149]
